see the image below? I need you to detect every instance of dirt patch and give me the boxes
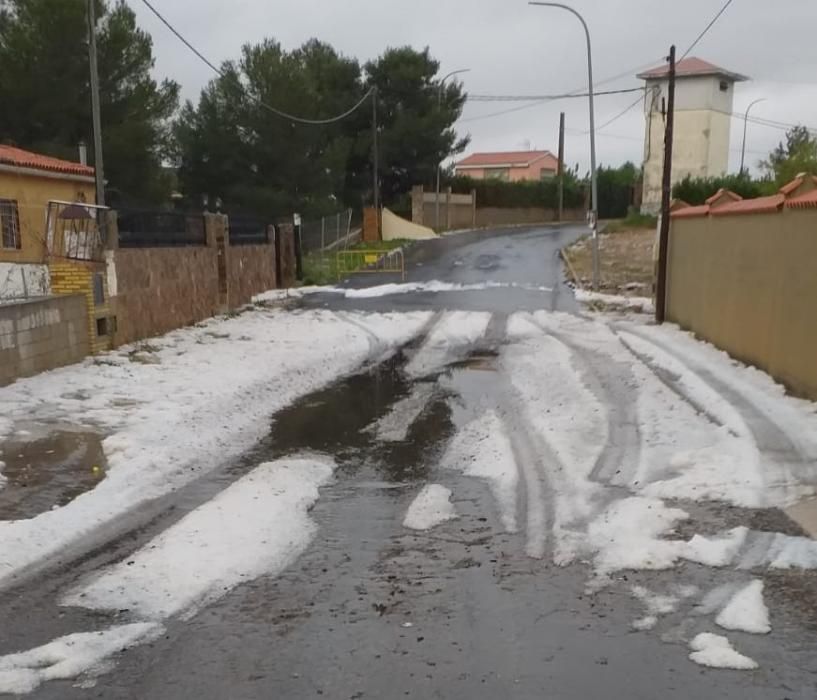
[564,228,654,295]
[669,500,808,541]
[0,430,107,520]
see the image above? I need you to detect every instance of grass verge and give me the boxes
[302,239,411,286]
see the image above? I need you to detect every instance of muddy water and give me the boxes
[0,430,106,520]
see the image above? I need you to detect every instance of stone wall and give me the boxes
[0,295,89,386]
[227,237,277,307]
[277,223,297,288]
[113,246,220,346]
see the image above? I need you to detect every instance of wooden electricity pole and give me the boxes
[372,87,380,213]
[655,45,676,324]
[87,0,105,207]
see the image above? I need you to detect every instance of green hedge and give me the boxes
[672,174,777,205]
[448,169,635,218]
[449,176,585,209]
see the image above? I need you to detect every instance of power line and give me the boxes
[467,87,644,102]
[592,91,645,132]
[459,58,662,124]
[138,0,373,125]
[680,0,735,60]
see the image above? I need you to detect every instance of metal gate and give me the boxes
[336,249,405,281]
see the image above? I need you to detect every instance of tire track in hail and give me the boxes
[531,320,642,488]
[615,325,811,500]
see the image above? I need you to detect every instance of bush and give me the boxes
[606,207,657,232]
[672,174,776,205]
[449,176,585,209]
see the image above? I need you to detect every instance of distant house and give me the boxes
[454,150,559,182]
[0,145,95,265]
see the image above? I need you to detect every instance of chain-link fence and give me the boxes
[300,209,356,254]
[298,209,361,284]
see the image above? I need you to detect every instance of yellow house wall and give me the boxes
[0,170,95,264]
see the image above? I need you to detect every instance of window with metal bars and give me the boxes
[0,199,21,249]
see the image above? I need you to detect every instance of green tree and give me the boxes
[175,42,467,216]
[672,173,770,205]
[596,162,639,218]
[761,125,817,187]
[364,47,469,204]
[0,0,179,203]
[174,38,365,219]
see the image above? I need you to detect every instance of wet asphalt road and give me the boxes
[302,224,583,314]
[5,225,817,699]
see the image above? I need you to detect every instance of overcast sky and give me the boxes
[131,0,817,176]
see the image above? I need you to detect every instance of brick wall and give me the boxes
[111,215,284,345]
[49,260,113,354]
[227,239,277,307]
[0,295,89,386]
[113,246,220,345]
[362,208,381,242]
[277,224,297,288]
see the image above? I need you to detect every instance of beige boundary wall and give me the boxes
[667,200,817,400]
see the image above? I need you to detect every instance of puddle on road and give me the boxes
[0,430,107,520]
[218,345,461,488]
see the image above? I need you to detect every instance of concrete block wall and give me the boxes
[0,295,90,386]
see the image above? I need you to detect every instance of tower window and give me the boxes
[719,80,729,92]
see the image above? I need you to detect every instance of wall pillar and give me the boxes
[411,185,425,225]
[363,207,381,243]
[205,213,229,312]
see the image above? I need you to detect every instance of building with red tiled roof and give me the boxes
[454,150,559,182]
[0,145,95,179]
[0,145,95,265]
[637,57,748,83]
[639,57,748,214]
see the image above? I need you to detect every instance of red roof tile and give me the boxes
[455,150,558,169]
[0,144,94,178]
[786,188,817,209]
[710,194,785,216]
[779,174,817,196]
[671,204,710,219]
[705,188,742,207]
[637,57,748,82]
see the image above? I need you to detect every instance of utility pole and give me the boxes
[87,0,105,208]
[740,97,766,175]
[557,112,565,223]
[372,87,380,213]
[655,45,676,325]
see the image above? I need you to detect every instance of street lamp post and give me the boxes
[436,68,470,231]
[740,97,766,175]
[529,2,599,290]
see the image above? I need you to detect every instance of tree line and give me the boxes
[2,1,814,220]
[0,0,468,219]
